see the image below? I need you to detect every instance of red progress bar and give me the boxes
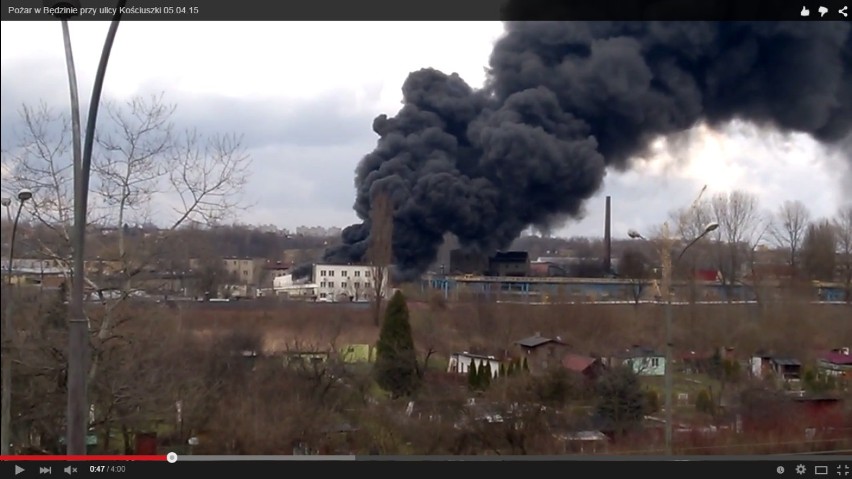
[0,455,167,461]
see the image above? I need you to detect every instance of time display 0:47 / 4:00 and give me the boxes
[90,465,126,473]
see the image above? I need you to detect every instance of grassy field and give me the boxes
[175,297,852,366]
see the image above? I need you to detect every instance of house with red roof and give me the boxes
[694,269,721,282]
[561,353,606,382]
[818,347,852,378]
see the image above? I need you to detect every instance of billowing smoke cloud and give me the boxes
[321,21,852,279]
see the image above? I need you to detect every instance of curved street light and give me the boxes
[16,190,33,202]
[2,189,33,455]
[627,219,718,456]
[57,0,127,455]
[677,222,719,262]
[4,190,33,282]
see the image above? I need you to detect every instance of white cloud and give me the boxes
[1,21,847,236]
[558,121,844,240]
[1,21,505,112]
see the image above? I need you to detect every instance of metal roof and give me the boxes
[770,358,802,366]
[515,335,562,348]
[452,351,499,361]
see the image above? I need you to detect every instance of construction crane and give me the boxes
[691,184,708,210]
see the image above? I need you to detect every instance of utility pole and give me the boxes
[659,222,674,455]
[1,190,33,454]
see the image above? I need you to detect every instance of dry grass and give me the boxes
[8,289,851,456]
[169,296,852,362]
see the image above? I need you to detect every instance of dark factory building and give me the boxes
[449,249,530,277]
[448,249,489,275]
[488,251,530,277]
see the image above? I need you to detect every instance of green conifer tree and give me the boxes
[467,362,478,390]
[373,290,420,397]
[477,361,487,389]
[483,362,493,388]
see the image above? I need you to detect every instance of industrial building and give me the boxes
[445,196,613,279]
[271,274,318,300]
[488,251,530,276]
[312,263,388,302]
[449,249,530,277]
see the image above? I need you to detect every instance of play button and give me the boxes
[15,465,24,475]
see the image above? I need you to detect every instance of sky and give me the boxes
[1,21,849,241]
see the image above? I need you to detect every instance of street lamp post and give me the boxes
[628,220,718,455]
[58,2,127,455]
[1,189,33,455]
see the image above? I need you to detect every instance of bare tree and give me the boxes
[366,191,393,327]
[1,96,251,389]
[93,94,175,258]
[834,206,852,302]
[1,103,76,251]
[710,191,768,300]
[618,248,650,306]
[801,219,837,282]
[770,200,811,275]
[670,198,715,244]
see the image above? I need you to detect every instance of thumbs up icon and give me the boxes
[801,6,810,15]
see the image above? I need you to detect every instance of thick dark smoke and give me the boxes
[320,21,852,279]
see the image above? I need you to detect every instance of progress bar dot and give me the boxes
[167,452,177,463]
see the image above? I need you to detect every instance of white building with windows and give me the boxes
[312,263,389,302]
[271,274,318,300]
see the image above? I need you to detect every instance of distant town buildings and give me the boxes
[296,226,342,238]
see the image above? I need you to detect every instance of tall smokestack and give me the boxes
[604,196,611,275]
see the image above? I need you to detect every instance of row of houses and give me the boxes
[445,333,852,383]
[231,333,851,455]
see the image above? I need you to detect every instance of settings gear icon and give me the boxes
[796,464,807,475]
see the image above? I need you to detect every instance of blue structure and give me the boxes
[419,275,845,304]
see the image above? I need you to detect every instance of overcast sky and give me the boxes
[1,21,849,240]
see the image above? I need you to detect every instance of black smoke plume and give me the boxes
[321,21,852,279]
